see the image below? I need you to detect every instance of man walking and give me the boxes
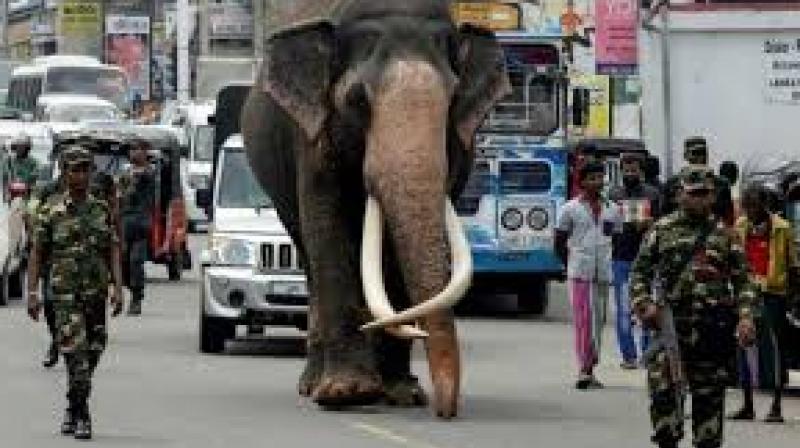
[729,184,797,423]
[609,152,661,369]
[118,139,155,316]
[2,135,39,198]
[556,161,620,389]
[630,167,757,448]
[26,146,124,440]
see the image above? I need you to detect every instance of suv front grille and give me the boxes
[260,242,301,271]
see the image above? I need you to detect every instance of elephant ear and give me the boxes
[262,21,335,140]
[452,23,511,150]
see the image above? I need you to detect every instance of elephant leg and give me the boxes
[376,242,427,407]
[297,163,382,407]
[299,283,323,396]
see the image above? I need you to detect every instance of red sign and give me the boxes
[595,0,639,75]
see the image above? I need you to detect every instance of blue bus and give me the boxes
[456,32,569,314]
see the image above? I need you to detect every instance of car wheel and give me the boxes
[0,264,7,307]
[200,310,234,354]
[516,278,549,316]
[2,259,22,302]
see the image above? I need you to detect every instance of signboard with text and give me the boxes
[595,0,638,76]
[105,15,151,101]
[763,37,800,104]
[451,2,522,31]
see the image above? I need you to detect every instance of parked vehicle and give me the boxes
[35,94,124,123]
[51,126,192,281]
[6,55,129,114]
[197,135,308,353]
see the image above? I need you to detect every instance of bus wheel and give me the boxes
[516,279,549,316]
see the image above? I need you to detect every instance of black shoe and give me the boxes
[728,407,755,421]
[764,406,784,424]
[43,343,59,369]
[74,408,92,440]
[127,300,142,316]
[60,408,76,435]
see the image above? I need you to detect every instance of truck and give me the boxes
[640,1,800,178]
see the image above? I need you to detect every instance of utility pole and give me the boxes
[253,0,264,61]
[177,0,190,101]
[199,0,210,56]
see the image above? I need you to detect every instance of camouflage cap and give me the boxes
[60,145,94,168]
[680,166,715,192]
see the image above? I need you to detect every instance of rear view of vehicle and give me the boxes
[198,136,308,353]
[456,32,569,315]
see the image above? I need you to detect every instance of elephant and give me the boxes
[241,0,509,418]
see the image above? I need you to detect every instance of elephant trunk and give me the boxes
[362,59,464,418]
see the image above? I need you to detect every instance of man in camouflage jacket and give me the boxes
[630,167,758,448]
[26,146,124,440]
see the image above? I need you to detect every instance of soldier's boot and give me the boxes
[43,342,59,368]
[765,394,784,423]
[60,407,76,435]
[74,403,92,440]
[127,289,143,316]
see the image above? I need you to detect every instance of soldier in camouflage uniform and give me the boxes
[630,167,758,448]
[117,139,155,316]
[26,146,124,440]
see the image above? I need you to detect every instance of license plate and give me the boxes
[271,281,308,296]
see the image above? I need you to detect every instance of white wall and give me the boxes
[641,10,800,177]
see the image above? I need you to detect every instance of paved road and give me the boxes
[1,235,799,447]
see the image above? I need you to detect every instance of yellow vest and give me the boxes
[735,215,796,296]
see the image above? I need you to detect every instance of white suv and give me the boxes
[198,135,308,353]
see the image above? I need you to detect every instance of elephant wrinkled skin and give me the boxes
[241,0,509,419]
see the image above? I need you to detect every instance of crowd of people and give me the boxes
[557,136,799,448]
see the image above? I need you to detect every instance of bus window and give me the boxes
[482,44,561,136]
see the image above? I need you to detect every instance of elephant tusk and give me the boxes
[360,196,429,339]
[361,199,472,330]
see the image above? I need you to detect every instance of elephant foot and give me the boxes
[312,368,383,407]
[432,376,458,419]
[298,346,324,397]
[383,376,428,407]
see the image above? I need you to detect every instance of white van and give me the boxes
[198,135,308,353]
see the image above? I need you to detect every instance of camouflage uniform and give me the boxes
[31,153,117,412]
[630,168,757,448]
[4,155,39,187]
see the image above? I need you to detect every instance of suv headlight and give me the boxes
[210,236,256,266]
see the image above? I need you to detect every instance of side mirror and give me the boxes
[572,87,591,127]
[196,188,212,208]
[180,144,190,158]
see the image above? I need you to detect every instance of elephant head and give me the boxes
[260,0,509,418]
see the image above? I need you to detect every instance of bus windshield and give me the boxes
[482,44,560,136]
[45,67,128,110]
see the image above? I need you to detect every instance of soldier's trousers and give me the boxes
[53,294,107,404]
[123,217,149,299]
[648,354,728,448]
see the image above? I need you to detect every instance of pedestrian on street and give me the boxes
[556,161,620,390]
[630,166,758,448]
[2,134,39,198]
[26,146,124,440]
[661,137,734,225]
[118,139,156,316]
[729,183,797,423]
[26,157,66,369]
[609,152,661,369]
